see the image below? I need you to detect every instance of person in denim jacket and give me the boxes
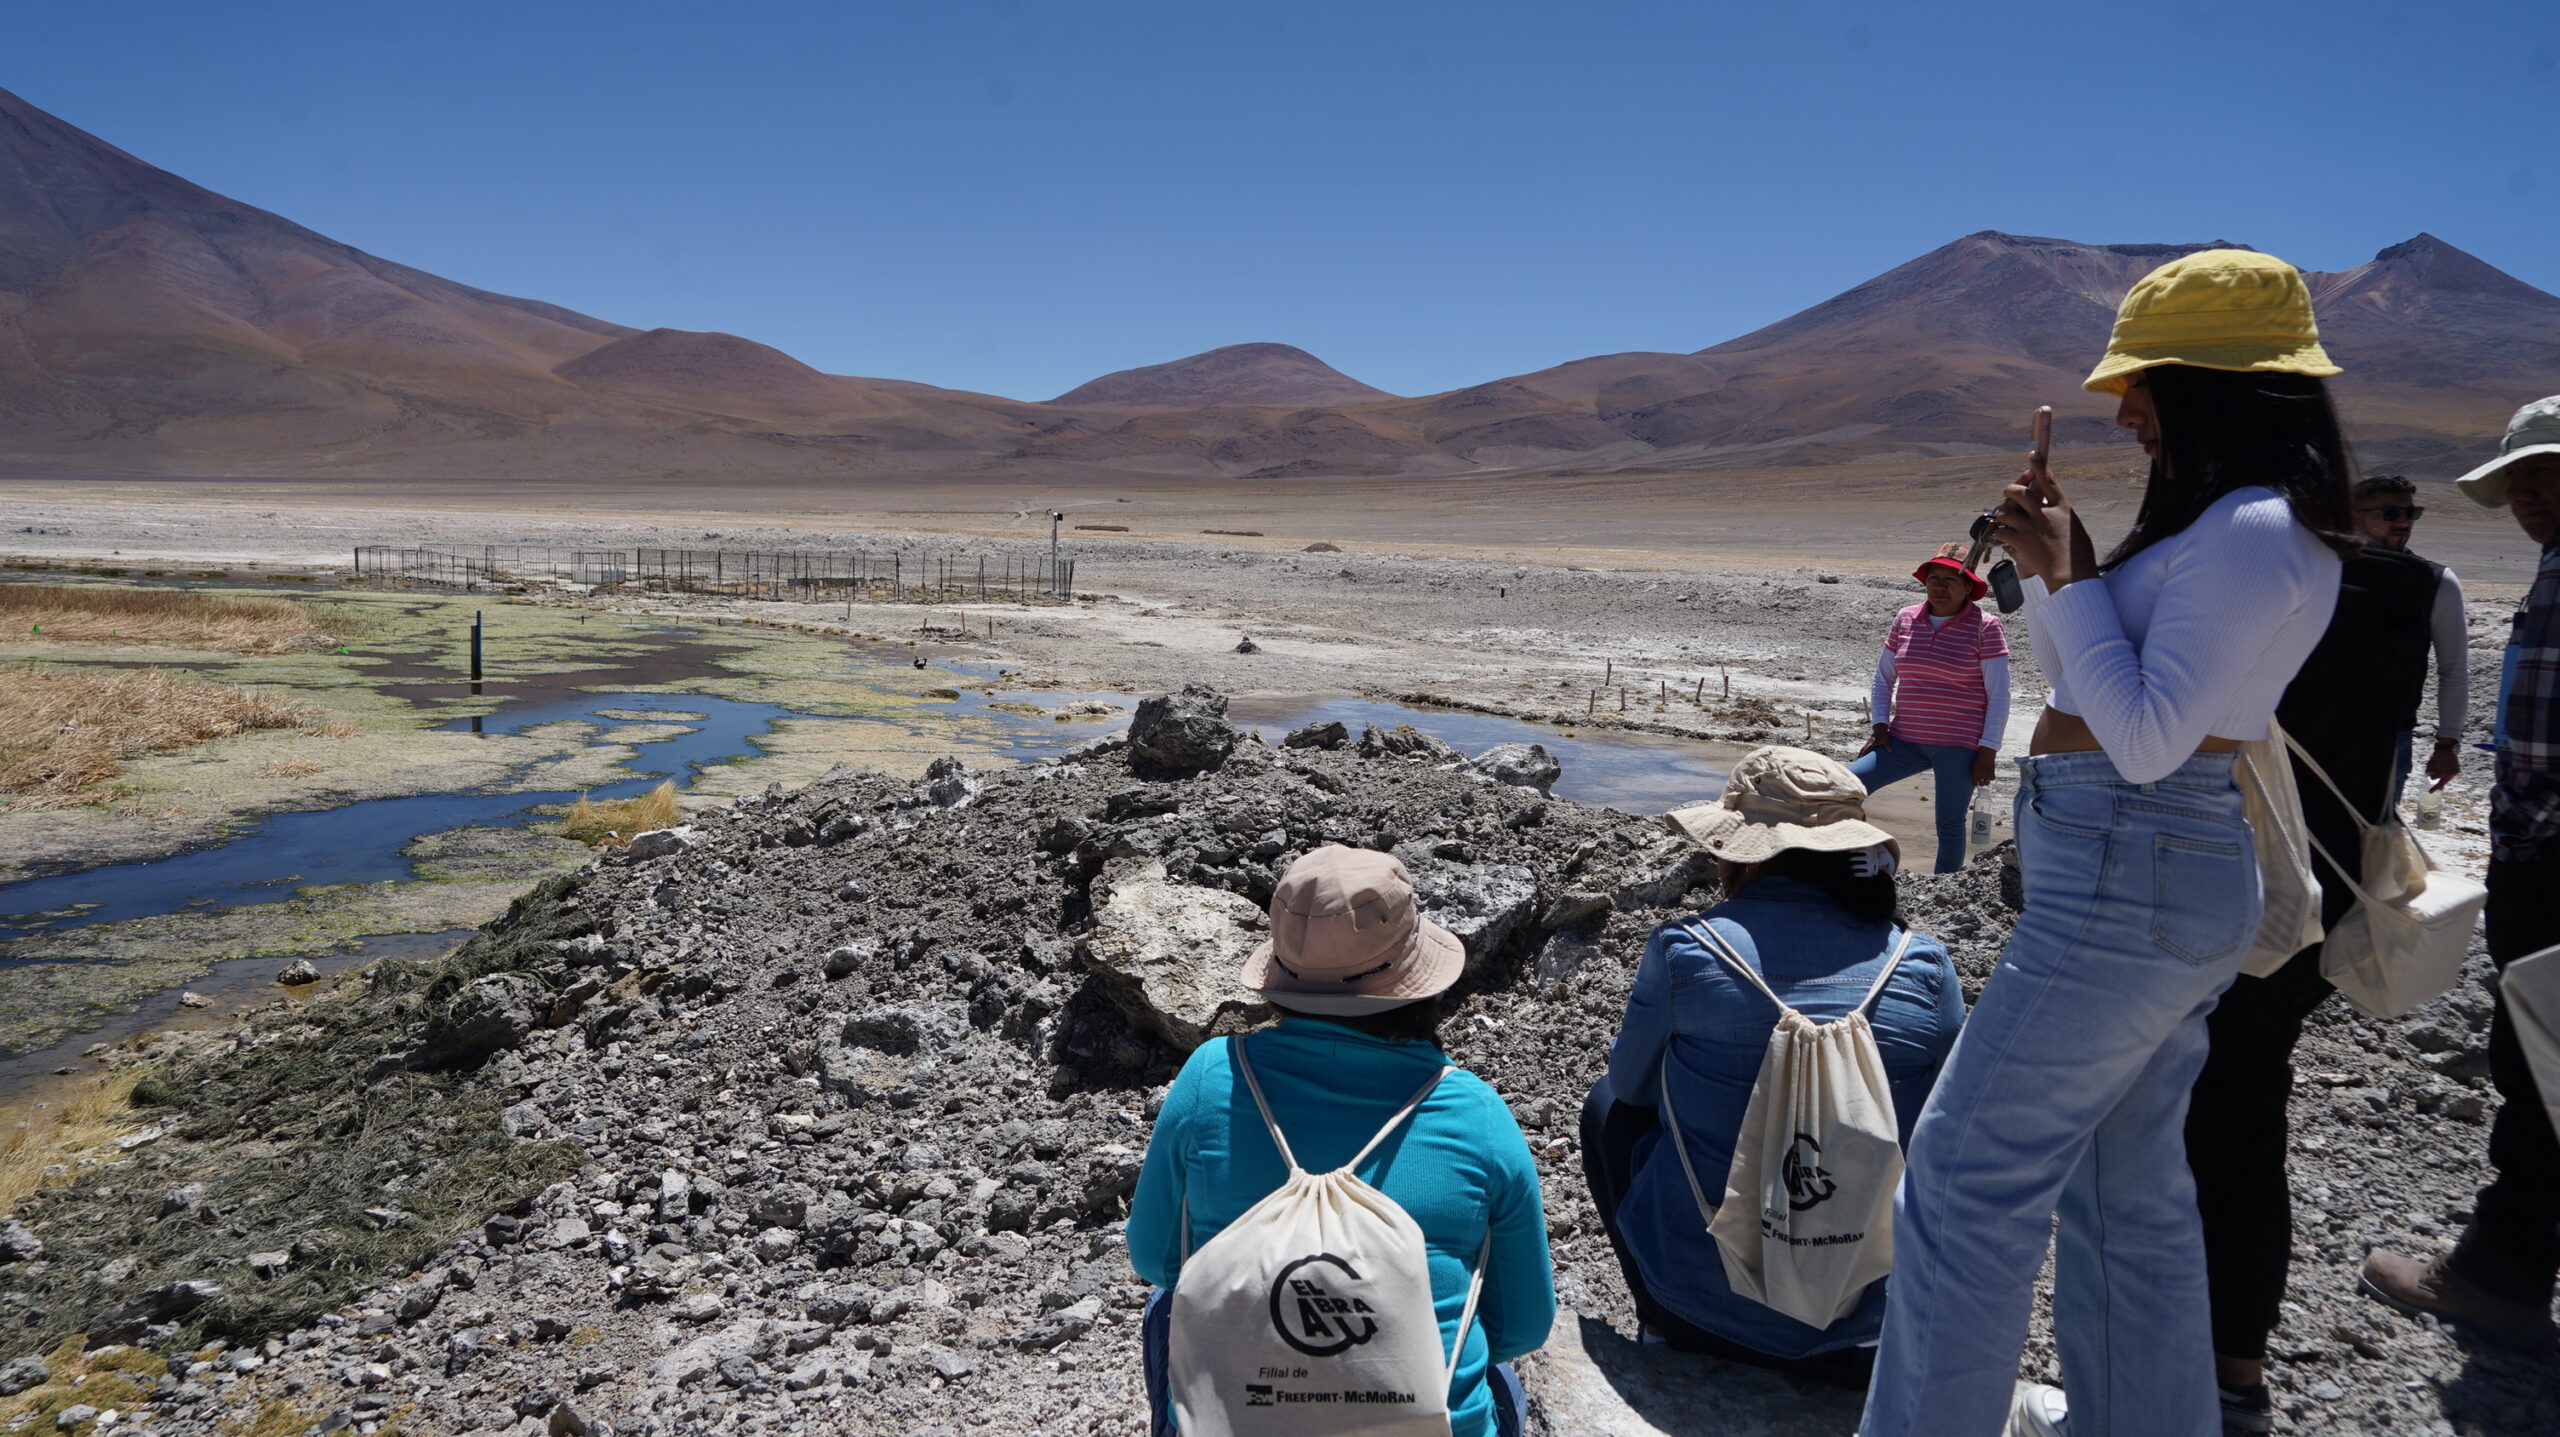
[1582,747,1965,1386]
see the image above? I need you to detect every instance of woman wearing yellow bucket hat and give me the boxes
[1858,250,2359,1437]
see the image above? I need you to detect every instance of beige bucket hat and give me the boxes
[1663,745,1900,866]
[2455,396,2560,508]
[1239,846,1464,1016]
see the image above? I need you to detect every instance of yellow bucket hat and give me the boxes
[2082,249,2341,396]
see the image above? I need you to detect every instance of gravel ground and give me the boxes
[0,692,2547,1435]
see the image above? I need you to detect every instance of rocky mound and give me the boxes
[0,695,2548,1436]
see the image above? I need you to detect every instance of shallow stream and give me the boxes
[0,609,1875,1094]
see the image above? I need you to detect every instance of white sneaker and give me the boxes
[2006,1382,2068,1437]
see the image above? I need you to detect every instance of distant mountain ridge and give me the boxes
[2,84,2554,482]
[1049,343,1395,410]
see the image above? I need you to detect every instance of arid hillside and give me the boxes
[3,84,2554,484]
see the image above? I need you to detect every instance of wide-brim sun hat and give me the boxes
[1663,745,1900,866]
[2082,248,2341,396]
[1238,845,1464,1016]
[2455,395,2560,509]
[1914,554,1988,604]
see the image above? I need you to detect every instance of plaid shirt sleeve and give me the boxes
[2492,543,2560,858]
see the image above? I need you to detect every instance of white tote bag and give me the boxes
[2500,946,2560,1139]
[2286,736,2487,1020]
[2237,722,2325,978]
[1662,920,1910,1330]
[1168,1040,1487,1437]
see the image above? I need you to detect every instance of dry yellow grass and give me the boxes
[0,583,344,653]
[561,780,680,846]
[257,759,325,778]
[0,668,311,807]
[0,1069,145,1218]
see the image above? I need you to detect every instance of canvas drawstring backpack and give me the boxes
[2285,734,2486,1019]
[2237,721,2326,978]
[2500,944,2560,1139]
[1168,1039,1489,1437]
[1662,919,1911,1329]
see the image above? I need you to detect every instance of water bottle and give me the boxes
[2415,788,2444,830]
[1970,795,1993,843]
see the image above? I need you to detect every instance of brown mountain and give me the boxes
[1353,232,2560,473]
[1,82,2551,484]
[0,86,1047,475]
[1048,342,1395,410]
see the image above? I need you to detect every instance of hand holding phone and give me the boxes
[2024,405,2056,503]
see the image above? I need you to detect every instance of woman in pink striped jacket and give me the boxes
[1848,547,2012,872]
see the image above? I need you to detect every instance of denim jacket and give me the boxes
[1602,876,1966,1357]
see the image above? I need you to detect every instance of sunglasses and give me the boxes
[2360,505,2426,522]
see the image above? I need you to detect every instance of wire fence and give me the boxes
[349,545,1077,602]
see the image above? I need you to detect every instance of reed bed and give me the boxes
[0,1069,145,1218]
[0,668,311,807]
[0,584,343,653]
[561,780,680,846]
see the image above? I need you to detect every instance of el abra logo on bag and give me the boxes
[1268,1254,1385,1355]
[1243,1256,1423,1408]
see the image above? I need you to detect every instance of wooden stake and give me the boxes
[1694,676,1705,703]
[1605,659,1613,684]
[1721,666,1730,698]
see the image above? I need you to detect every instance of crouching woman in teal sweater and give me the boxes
[1127,846,1558,1437]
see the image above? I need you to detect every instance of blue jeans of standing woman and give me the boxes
[1859,750,2261,1437]
[1848,734,1977,873]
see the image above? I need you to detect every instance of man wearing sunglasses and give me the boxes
[2351,475,2470,803]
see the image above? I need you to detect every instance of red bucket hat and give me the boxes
[1913,553,1987,604]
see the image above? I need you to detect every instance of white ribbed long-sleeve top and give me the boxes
[2023,486,2342,784]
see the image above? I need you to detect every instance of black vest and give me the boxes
[2276,544,2437,899]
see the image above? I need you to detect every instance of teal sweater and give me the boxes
[1129,1018,1556,1437]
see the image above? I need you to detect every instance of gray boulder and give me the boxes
[1019,1297,1102,1350]
[1463,742,1562,796]
[1128,684,1237,775]
[0,1355,48,1395]
[817,1007,958,1107]
[88,1279,222,1346]
[1522,1313,1862,1435]
[0,1221,41,1263]
[1401,858,1538,971]
[921,755,981,809]
[1358,722,1462,763]
[1282,720,1349,750]
[1541,890,1614,931]
[430,972,548,1060]
[620,826,699,861]
[275,958,322,986]
[1084,860,1272,1050]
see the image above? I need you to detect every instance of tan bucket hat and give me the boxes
[1663,746,1899,866]
[1239,846,1464,1016]
[2455,395,2560,508]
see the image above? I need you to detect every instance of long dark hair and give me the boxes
[1736,849,1900,927]
[2102,366,2358,571]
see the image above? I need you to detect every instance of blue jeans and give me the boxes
[1143,1288,1525,1437]
[2391,729,2414,810]
[1848,735,1977,873]
[1859,750,2261,1437]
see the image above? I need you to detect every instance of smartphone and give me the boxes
[2029,405,2054,476]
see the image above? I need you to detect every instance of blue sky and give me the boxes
[12,1,2555,400]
